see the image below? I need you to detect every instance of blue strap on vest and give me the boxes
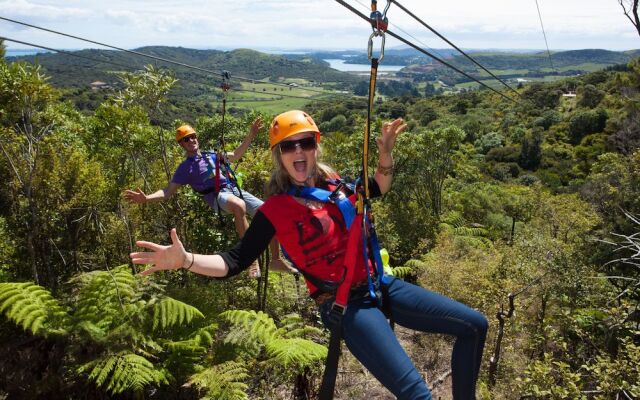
[287,181,389,299]
[287,183,356,229]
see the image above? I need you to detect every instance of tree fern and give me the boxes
[152,297,204,331]
[390,266,414,279]
[265,338,327,370]
[220,310,278,346]
[189,360,249,400]
[219,309,327,394]
[0,282,69,335]
[439,212,494,250]
[78,351,170,396]
[277,313,324,339]
[71,265,138,329]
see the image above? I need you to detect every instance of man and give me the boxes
[124,118,265,277]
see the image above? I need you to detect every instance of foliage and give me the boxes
[219,309,326,370]
[2,45,640,399]
[568,109,608,144]
[393,125,465,217]
[0,282,69,335]
[586,336,640,398]
[77,351,170,396]
[189,360,250,400]
[517,352,585,399]
[0,266,212,397]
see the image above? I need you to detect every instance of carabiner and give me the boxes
[370,0,391,33]
[367,31,385,62]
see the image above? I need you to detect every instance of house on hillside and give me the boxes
[90,81,112,91]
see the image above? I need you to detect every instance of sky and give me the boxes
[1,0,639,53]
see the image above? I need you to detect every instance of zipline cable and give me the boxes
[333,0,521,105]
[352,0,455,69]
[388,0,522,97]
[0,16,341,97]
[1,37,137,71]
[534,0,556,73]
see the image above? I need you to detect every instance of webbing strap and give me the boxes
[334,213,364,307]
[288,185,356,229]
[319,318,342,400]
[318,213,363,400]
[359,57,378,212]
[214,152,221,194]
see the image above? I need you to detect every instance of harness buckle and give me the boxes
[328,182,345,201]
[331,302,347,315]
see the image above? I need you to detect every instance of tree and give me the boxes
[577,84,605,108]
[568,109,608,144]
[394,125,465,217]
[0,61,57,286]
[518,129,543,170]
[619,0,640,37]
[474,131,505,154]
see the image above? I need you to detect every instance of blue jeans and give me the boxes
[320,277,488,400]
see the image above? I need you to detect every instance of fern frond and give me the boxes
[441,211,466,227]
[189,360,249,400]
[79,351,169,395]
[390,266,414,279]
[0,282,70,335]
[282,326,325,339]
[454,226,489,237]
[152,297,204,331]
[265,338,327,370]
[454,235,493,249]
[163,338,206,353]
[220,310,277,345]
[403,259,428,270]
[72,266,141,331]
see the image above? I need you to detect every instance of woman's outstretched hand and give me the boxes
[376,118,407,155]
[130,228,187,276]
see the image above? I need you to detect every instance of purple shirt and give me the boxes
[171,152,229,208]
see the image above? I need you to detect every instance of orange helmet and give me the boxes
[269,110,320,149]
[176,124,196,142]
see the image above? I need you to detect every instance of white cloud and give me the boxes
[2,0,638,51]
[1,0,89,21]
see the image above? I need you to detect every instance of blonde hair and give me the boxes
[266,144,337,196]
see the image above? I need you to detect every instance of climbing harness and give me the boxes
[201,71,245,221]
[312,3,394,398]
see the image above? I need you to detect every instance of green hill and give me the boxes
[8,46,359,88]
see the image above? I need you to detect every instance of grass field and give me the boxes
[221,79,343,112]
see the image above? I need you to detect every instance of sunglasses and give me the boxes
[279,137,317,154]
[181,135,197,143]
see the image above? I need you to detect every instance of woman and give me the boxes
[130,110,488,400]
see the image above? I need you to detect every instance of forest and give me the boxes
[0,35,639,400]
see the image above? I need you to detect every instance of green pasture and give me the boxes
[222,79,343,112]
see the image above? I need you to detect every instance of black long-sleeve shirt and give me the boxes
[219,178,381,277]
